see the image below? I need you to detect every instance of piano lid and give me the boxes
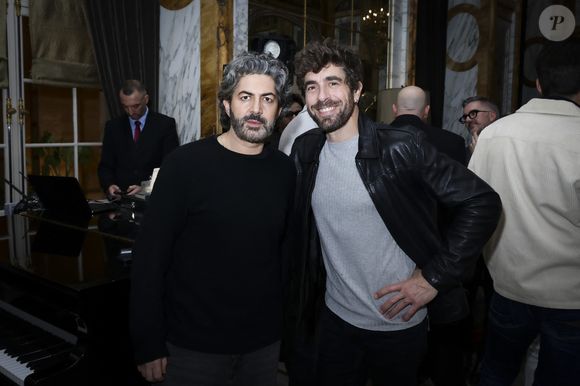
[32,214,89,257]
[3,211,136,293]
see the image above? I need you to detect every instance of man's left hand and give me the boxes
[374,269,438,321]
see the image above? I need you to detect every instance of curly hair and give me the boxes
[294,38,363,94]
[218,52,290,130]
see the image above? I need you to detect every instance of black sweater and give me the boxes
[130,136,296,364]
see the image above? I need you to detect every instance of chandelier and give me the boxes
[362,7,390,26]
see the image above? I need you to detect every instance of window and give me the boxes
[2,0,107,219]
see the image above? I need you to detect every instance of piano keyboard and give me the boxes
[0,349,33,385]
[0,300,82,386]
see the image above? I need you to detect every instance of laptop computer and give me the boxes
[28,175,118,218]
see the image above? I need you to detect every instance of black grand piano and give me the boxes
[0,204,146,386]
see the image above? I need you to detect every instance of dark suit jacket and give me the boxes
[98,111,179,192]
[391,114,467,165]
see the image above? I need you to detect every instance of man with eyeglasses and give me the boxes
[459,96,499,153]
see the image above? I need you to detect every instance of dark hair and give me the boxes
[120,79,147,96]
[279,93,304,120]
[462,95,499,116]
[294,38,363,94]
[535,38,580,97]
[287,93,304,108]
[217,52,290,130]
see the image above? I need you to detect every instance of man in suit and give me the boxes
[98,79,179,199]
[392,85,470,386]
[391,85,466,165]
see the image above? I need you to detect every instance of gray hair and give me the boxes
[462,96,499,116]
[218,52,290,130]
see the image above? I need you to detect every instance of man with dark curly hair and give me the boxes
[286,39,501,386]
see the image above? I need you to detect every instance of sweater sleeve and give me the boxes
[129,148,189,365]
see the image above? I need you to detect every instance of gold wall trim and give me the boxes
[160,0,194,11]
[200,0,233,138]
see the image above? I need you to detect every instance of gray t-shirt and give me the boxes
[311,135,427,331]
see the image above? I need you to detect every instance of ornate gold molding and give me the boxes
[160,0,194,11]
[200,0,233,137]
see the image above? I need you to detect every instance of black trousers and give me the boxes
[423,319,468,386]
[161,341,280,386]
[316,306,427,386]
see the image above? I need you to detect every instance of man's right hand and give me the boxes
[137,357,167,383]
[468,131,479,153]
[107,184,122,200]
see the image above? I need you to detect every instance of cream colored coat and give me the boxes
[469,98,580,309]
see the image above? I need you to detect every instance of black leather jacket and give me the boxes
[288,113,501,330]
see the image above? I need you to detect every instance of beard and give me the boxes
[308,93,355,134]
[230,112,275,144]
[469,123,485,136]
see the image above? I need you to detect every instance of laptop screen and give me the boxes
[28,175,92,219]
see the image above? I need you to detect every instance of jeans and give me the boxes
[161,341,280,386]
[316,306,427,386]
[479,292,580,386]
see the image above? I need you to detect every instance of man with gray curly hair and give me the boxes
[130,52,296,385]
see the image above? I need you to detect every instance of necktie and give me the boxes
[134,121,141,142]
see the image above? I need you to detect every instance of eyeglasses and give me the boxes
[458,110,492,124]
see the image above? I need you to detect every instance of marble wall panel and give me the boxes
[233,0,248,56]
[443,1,482,140]
[159,1,201,144]
[443,67,477,138]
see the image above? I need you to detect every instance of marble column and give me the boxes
[389,0,409,89]
[376,0,409,124]
[159,1,201,145]
[233,0,248,56]
[443,0,481,138]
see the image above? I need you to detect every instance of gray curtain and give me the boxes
[29,0,99,87]
[415,0,448,129]
[0,0,7,88]
[84,0,160,118]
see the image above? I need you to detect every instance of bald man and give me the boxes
[392,86,469,386]
[391,86,466,165]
